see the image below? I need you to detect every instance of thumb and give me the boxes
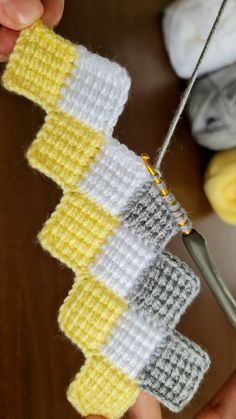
[127,391,162,419]
[0,0,43,30]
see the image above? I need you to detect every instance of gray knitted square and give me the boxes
[129,251,200,328]
[122,182,178,250]
[140,332,210,412]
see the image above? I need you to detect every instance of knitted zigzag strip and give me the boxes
[3,21,210,419]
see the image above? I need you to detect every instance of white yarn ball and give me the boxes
[163,0,236,79]
[187,63,236,150]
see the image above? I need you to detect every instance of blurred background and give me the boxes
[0,1,235,418]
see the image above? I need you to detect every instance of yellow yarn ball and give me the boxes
[204,148,236,225]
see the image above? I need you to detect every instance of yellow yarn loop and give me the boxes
[204,148,236,224]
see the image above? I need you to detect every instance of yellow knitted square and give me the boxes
[27,112,105,190]
[2,21,76,111]
[58,276,127,354]
[39,192,119,273]
[67,355,139,419]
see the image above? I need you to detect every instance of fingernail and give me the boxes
[0,53,8,62]
[2,0,43,26]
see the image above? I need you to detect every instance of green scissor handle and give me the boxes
[183,229,236,332]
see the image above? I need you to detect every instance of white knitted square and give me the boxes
[89,224,156,298]
[58,46,131,136]
[102,307,168,379]
[79,137,150,216]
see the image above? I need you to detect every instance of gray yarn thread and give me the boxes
[187,63,236,150]
[156,0,230,169]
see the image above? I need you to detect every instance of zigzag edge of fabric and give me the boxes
[2,20,210,419]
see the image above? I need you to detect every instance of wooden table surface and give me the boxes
[0,1,235,418]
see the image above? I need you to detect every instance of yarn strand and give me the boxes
[156,0,230,169]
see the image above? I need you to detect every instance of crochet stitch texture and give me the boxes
[3,21,210,419]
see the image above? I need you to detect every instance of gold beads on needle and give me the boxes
[141,153,192,235]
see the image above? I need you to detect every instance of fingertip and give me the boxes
[0,26,19,58]
[127,391,162,419]
[86,416,106,419]
[0,0,44,30]
[41,0,64,28]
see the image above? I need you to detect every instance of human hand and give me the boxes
[87,369,236,418]
[0,0,64,61]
